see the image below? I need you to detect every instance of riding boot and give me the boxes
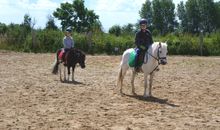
[62,52,66,65]
[134,53,140,72]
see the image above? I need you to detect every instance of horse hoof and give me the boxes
[132,92,137,95]
[120,91,124,96]
[143,94,149,98]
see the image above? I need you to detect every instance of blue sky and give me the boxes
[0,0,219,31]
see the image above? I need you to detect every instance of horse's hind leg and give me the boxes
[149,73,154,97]
[72,68,74,81]
[131,70,136,95]
[72,65,76,81]
[117,67,123,94]
[143,74,149,98]
[59,64,62,81]
[64,66,66,81]
[117,65,128,94]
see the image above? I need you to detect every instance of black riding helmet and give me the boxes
[65,28,72,33]
[139,18,148,25]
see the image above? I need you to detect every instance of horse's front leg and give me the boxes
[67,66,71,81]
[72,65,76,81]
[131,70,136,95]
[143,74,149,98]
[59,64,62,81]
[149,73,154,97]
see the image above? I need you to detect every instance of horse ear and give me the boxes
[165,40,168,45]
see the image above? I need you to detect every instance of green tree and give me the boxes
[177,1,188,32]
[216,2,220,29]
[152,0,175,35]
[6,23,23,45]
[53,0,100,33]
[139,0,153,25]
[121,23,135,35]
[108,25,122,36]
[89,20,103,33]
[0,22,7,35]
[184,0,217,33]
[185,0,200,33]
[20,14,32,33]
[198,0,216,33]
[45,15,58,30]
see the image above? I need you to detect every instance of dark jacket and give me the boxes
[135,29,153,50]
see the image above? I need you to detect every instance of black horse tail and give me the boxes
[52,51,60,74]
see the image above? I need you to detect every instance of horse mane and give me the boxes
[153,41,167,47]
[71,48,86,56]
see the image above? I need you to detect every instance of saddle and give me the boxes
[58,49,70,65]
[58,49,65,60]
[128,48,147,67]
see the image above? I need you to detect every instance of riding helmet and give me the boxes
[65,28,72,33]
[139,18,148,25]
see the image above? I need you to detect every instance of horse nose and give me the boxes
[160,59,167,65]
[81,65,86,68]
[161,60,167,65]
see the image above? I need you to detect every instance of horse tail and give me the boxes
[52,50,60,74]
[52,62,59,74]
[117,64,123,87]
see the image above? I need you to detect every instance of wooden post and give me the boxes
[199,30,203,56]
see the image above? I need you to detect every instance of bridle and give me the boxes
[145,43,167,74]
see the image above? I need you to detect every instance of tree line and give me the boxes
[0,0,220,55]
[109,0,220,36]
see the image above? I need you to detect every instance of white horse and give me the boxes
[117,42,168,97]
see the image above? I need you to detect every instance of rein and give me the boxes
[144,43,165,74]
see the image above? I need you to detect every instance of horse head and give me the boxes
[73,49,86,68]
[157,42,168,65]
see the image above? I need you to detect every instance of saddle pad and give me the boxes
[128,48,148,67]
[58,49,64,60]
[128,49,136,67]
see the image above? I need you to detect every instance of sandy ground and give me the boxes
[0,50,220,130]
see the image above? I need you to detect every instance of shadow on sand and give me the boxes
[61,80,84,85]
[123,93,179,107]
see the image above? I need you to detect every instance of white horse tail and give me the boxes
[117,64,123,87]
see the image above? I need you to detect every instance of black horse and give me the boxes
[52,48,86,82]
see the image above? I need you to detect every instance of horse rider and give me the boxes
[134,18,153,72]
[62,27,74,65]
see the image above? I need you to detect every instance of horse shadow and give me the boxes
[61,80,84,85]
[123,93,179,107]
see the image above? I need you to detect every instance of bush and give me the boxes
[1,26,220,56]
[23,29,63,53]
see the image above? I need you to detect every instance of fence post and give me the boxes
[199,30,203,56]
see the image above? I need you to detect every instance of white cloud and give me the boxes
[94,0,145,12]
[86,0,146,31]
[16,0,58,11]
[0,0,61,28]
[2,0,219,31]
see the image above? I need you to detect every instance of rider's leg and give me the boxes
[62,52,66,63]
[63,48,70,65]
[134,48,140,72]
